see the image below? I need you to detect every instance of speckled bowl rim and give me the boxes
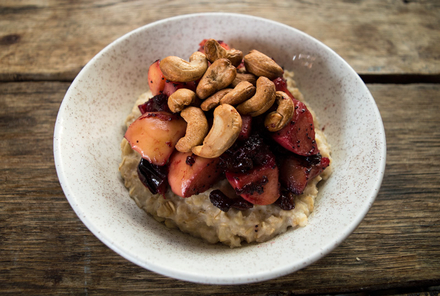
[54,12,386,284]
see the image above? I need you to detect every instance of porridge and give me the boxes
[119,39,332,247]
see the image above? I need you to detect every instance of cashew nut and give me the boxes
[196,58,237,99]
[175,107,209,153]
[204,39,243,67]
[243,50,284,80]
[159,51,208,82]
[200,88,232,111]
[264,91,295,132]
[168,88,198,113]
[236,76,276,117]
[192,104,242,158]
[220,81,256,105]
[237,66,248,74]
[231,72,257,87]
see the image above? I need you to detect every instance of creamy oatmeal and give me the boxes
[119,69,332,248]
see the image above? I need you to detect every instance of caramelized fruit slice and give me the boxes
[125,112,187,165]
[162,80,197,97]
[237,114,252,141]
[273,77,295,100]
[168,152,222,197]
[279,153,330,195]
[226,156,280,205]
[272,99,319,156]
[148,60,166,96]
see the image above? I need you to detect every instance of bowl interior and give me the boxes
[54,13,386,284]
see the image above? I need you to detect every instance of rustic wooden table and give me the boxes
[1,1,439,295]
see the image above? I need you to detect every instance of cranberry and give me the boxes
[209,190,254,212]
[221,134,273,174]
[275,191,295,211]
[138,94,170,114]
[137,158,168,195]
[209,190,232,212]
[186,155,196,166]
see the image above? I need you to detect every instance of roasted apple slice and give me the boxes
[162,80,197,97]
[148,60,166,96]
[226,157,280,205]
[279,153,330,195]
[168,151,222,197]
[125,112,186,165]
[271,99,319,156]
[238,114,252,141]
[272,77,295,100]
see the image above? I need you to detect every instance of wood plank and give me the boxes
[0,82,439,294]
[0,0,439,81]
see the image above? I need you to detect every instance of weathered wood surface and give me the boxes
[1,82,439,295]
[0,0,439,81]
[1,0,440,293]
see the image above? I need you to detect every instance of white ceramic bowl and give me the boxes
[54,13,386,284]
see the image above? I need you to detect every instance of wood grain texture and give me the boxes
[0,82,439,294]
[0,0,439,81]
